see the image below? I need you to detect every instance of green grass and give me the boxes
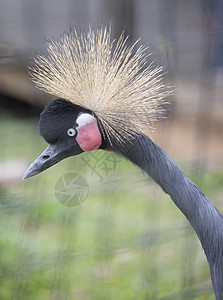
[0,113,220,299]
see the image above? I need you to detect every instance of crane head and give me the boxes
[23,26,170,179]
[23,99,103,179]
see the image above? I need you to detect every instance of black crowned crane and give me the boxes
[24,27,223,299]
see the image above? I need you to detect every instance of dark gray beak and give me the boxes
[23,142,83,179]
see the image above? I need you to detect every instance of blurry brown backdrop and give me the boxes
[0,1,223,299]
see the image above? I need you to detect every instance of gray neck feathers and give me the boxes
[113,133,223,298]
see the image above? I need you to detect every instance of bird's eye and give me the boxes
[67,128,76,137]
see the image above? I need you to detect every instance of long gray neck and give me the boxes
[111,133,223,299]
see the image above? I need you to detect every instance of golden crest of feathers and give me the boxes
[31,27,170,142]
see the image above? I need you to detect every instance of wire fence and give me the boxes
[0,0,222,299]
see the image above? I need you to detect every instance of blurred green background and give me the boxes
[1,0,223,299]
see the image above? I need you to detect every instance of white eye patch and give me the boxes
[76,113,96,128]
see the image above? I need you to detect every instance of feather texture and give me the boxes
[30,27,170,142]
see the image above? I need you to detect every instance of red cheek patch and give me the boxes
[76,119,102,151]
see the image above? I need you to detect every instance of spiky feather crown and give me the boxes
[31,27,170,142]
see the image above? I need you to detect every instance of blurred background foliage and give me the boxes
[0,0,223,299]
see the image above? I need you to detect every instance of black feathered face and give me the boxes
[23,99,102,179]
[39,99,81,144]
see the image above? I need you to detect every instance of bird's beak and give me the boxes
[23,142,82,179]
